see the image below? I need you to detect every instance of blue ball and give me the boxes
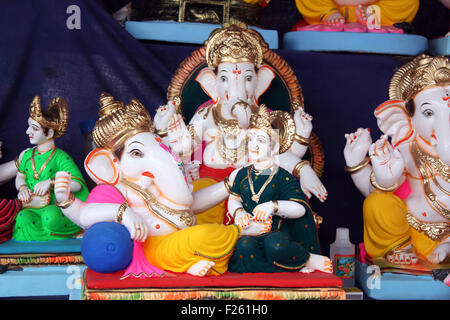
[81,222,134,274]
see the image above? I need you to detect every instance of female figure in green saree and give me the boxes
[13,96,89,241]
[228,106,333,274]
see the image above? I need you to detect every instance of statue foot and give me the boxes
[386,244,418,265]
[305,254,333,274]
[427,242,450,264]
[187,260,215,277]
[299,267,314,274]
[241,221,271,236]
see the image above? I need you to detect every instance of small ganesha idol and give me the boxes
[227,106,333,274]
[344,55,450,268]
[12,96,89,241]
[55,93,268,278]
[294,0,419,33]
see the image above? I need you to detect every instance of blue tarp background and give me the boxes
[0,0,413,256]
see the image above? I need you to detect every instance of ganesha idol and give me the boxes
[344,55,450,268]
[55,92,282,278]
[294,0,419,33]
[154,23,327,226]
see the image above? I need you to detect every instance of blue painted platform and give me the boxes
[125,21,279,49]
[0,265,85,299]
[0,239,81,254]
[356,260,450,300]
[429,37,450,56]
[282,31,428,55]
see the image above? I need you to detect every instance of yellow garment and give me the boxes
[363,191,439,258]
[295,0,419,25]
[143,224,240,275]
[192,177,227,225]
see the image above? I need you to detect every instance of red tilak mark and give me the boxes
[422,212,427,217]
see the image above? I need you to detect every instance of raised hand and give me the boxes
[154,100,177,131]
[54,171,72,203]
[167,113,192,159]
[293,107,313,139]
[344,128,372,167]
[369,135,405,188]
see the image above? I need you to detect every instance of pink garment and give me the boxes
[87,184,170,279]
[393,179,411,200]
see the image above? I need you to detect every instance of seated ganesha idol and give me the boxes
[12,96,89,241]
[154,23,327,226]
[344,55,450,267]
[294,0,419,33]
[55,93,270,277]
[227,106,333,274]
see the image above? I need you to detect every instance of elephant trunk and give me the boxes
[435,119,450,165]
[231,101,251,129]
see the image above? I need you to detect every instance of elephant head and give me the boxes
[195,62,276,128]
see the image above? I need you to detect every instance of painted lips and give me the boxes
[142,171,155,178]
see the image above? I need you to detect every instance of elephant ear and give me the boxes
[374,100,415,148]
[84,148,121,185]
[195,67,218,103]
[255,65,276,101]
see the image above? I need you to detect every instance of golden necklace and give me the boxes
[247,164,277,203]
[411,140,450,219]
[31,147,56,180]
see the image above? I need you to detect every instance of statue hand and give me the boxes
[167,113,192,158]
[252,201,274,222]
[299,165,328,202]
[33,179,52,196]
[122,210,148,242]
[293,108,313,139]
[18,186,32,203]
[428,242,450,264]
[154,100,177,131]
[184,160,200,183]
[369,135,405,187]
[54,171,72,203]
[234,209,252,229]
[344,128,372,167]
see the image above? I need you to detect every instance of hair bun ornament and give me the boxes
[29,95,69,138]
[92,92,154,151]
[389,54,450,102]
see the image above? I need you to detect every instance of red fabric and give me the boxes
[86,268,342,290]
[199,164,235,181]
[0,199,21,244]
[291,19,310,31]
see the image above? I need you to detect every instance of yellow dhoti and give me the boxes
[192,177,227,225]
[363,191,440,258]
[143,224,240,275]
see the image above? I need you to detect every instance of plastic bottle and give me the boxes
[330,227,355,287]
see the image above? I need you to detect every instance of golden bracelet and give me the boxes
[55,192,75,209]
[115,202,128,224]
[344,156,370,174]
[50,178,55,188]
[292,160,311,180]
[370,171,399,192]
[157,129,168,137]
[18,184,28,192]
[272,200,279,214]
[223,177,233,194]
[294,134,310,146]
[14,157,20,170]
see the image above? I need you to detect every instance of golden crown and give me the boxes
[29,96,69,138]
[92,92,154,151]
[205,22,268,69]
[249,105,295,154]
[389,54,450,102]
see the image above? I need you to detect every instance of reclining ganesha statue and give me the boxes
[344,55,450,268]
[154,22,327,226]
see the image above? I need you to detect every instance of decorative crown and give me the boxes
[389,54,450,102]
[29,96,69,138]
[92,92,154,151]
[249,104,272,136]
[205,22,268,69]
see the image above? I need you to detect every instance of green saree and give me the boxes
[228,165,320,273]
[13,147,89,241]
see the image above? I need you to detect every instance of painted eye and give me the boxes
[422,109,434,118]
[129,149,143,158]
[220,76,227,82]
[245,76,253,82]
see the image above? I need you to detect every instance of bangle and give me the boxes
[292,160,311,180]
[55,192,75,209]
[157,129,168,137]
[115,202,128,223]
[344,156,370,174]
[233,207,246,220]
[272,200,279,214]
[49,178,55,188]
[14,157,20,170]
[370,171,399,192]
[294,134,310,146]
[223,177,233,194]
[18,184,28,192]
